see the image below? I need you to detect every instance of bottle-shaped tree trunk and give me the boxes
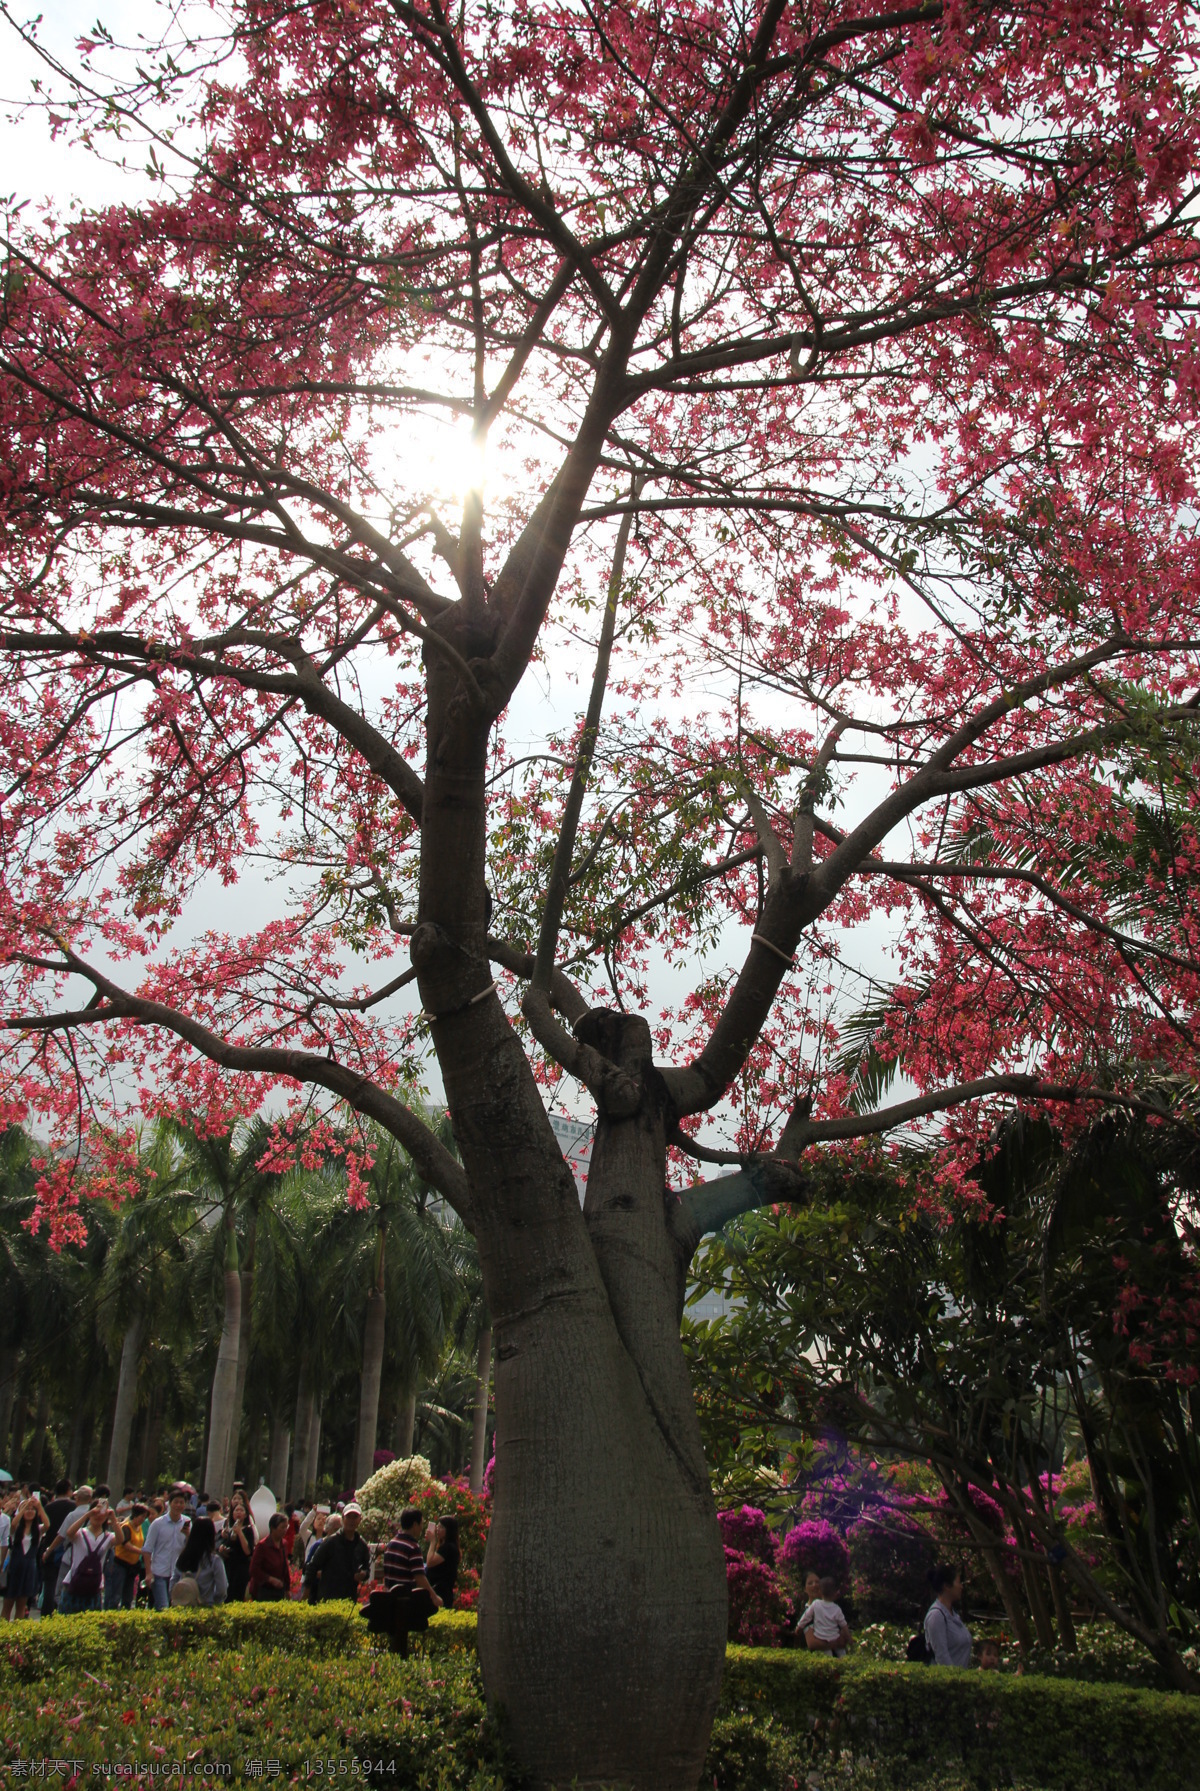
[203,1208,242,1498]
[106,1313,143,1491]
[354,1221,387,1492]
[459,1011,726,1791]
[468,1325,492,1494]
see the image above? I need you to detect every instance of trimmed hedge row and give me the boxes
[0,1602,367,1678]
[5,1606,1200,1789]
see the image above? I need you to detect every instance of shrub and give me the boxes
[400,1479,491,1574]
[725,1547,792,1646]
[0,1643,513,1786]
[718,1504,776,1562]
[356,1454,436,1540]
[7,1608,1200,1791]
[777,1517,851,1594]
[848,1510,938,1624]
[0,1602,366,1680]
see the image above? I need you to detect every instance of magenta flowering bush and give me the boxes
[723,1547,791,1646]
[777,1518,850,1592]
[717,1505,776,1563]
[848,1511,938,1624]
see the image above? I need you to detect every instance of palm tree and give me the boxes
[170,1118,284,1496]
[96,1124,196,1489]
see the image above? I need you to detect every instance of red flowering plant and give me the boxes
[723,1548,792,1649]
[716,1506,776,1565]
[777,1520,851,1598]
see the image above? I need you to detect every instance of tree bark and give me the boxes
[413,646,726,1787]
[139,1393,163,1492]
[305,1401,322,1493]
[393,1388,417,1459]
[266,1416,291,1499]
[354,1227,387,1493]
[106,1313,143,1492]
[27,1384,49,1484]
[67,1405,90,1487]
[0,1346,17,1466]
[469,1326,492,1494]
[9,1391,27,1474]
[1049,1562,1077,1651]
[1014,1511,1057,1646]
[204,1212,242,1498]
[226,1230,256,1492]
[289,1375,313,1502]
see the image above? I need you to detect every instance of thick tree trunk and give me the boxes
[469,1326,492,1494]
[460,1009,724,1789]
[393,1388,417,1459]
[414,654,726,1788]
[106,1313,143,1492]
[355,1252,387,1492]
[204,1215,242,1498]
[266,1416,291,1499]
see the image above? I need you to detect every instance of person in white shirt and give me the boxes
[142,1488,191,1611]
[797,1576,852,1657]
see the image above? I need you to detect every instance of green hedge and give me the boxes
[6,1606,1200,1790]
[0,1602,367,1679]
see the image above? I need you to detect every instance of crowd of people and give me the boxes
[0,1478,461,1621]
[3,1477,997,1671]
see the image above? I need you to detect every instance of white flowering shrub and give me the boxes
[356,1454,436,1541]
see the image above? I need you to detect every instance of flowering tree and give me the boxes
[2,0,1200,1781]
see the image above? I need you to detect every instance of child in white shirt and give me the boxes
[797,1575,852,1657]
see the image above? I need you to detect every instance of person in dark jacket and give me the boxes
[305,1502,370,1603]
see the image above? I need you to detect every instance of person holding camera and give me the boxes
[59,1497,116,1614]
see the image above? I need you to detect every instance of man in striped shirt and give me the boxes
[382,1507,443,1609]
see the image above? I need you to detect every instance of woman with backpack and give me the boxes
[923,1564,973,1668]
[59,1498,116,1614]
[170,1517,228,1607]
[1,1487,49,1621]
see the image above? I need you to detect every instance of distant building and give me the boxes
[546,1110,733,1323]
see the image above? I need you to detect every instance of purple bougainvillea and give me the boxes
[777,1518,851,1591]
[717,1505,776,1563]
[724,1547,791,1646]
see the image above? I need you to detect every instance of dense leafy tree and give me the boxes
[691,1105,1200,1688]
[2,0,1200,1780]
